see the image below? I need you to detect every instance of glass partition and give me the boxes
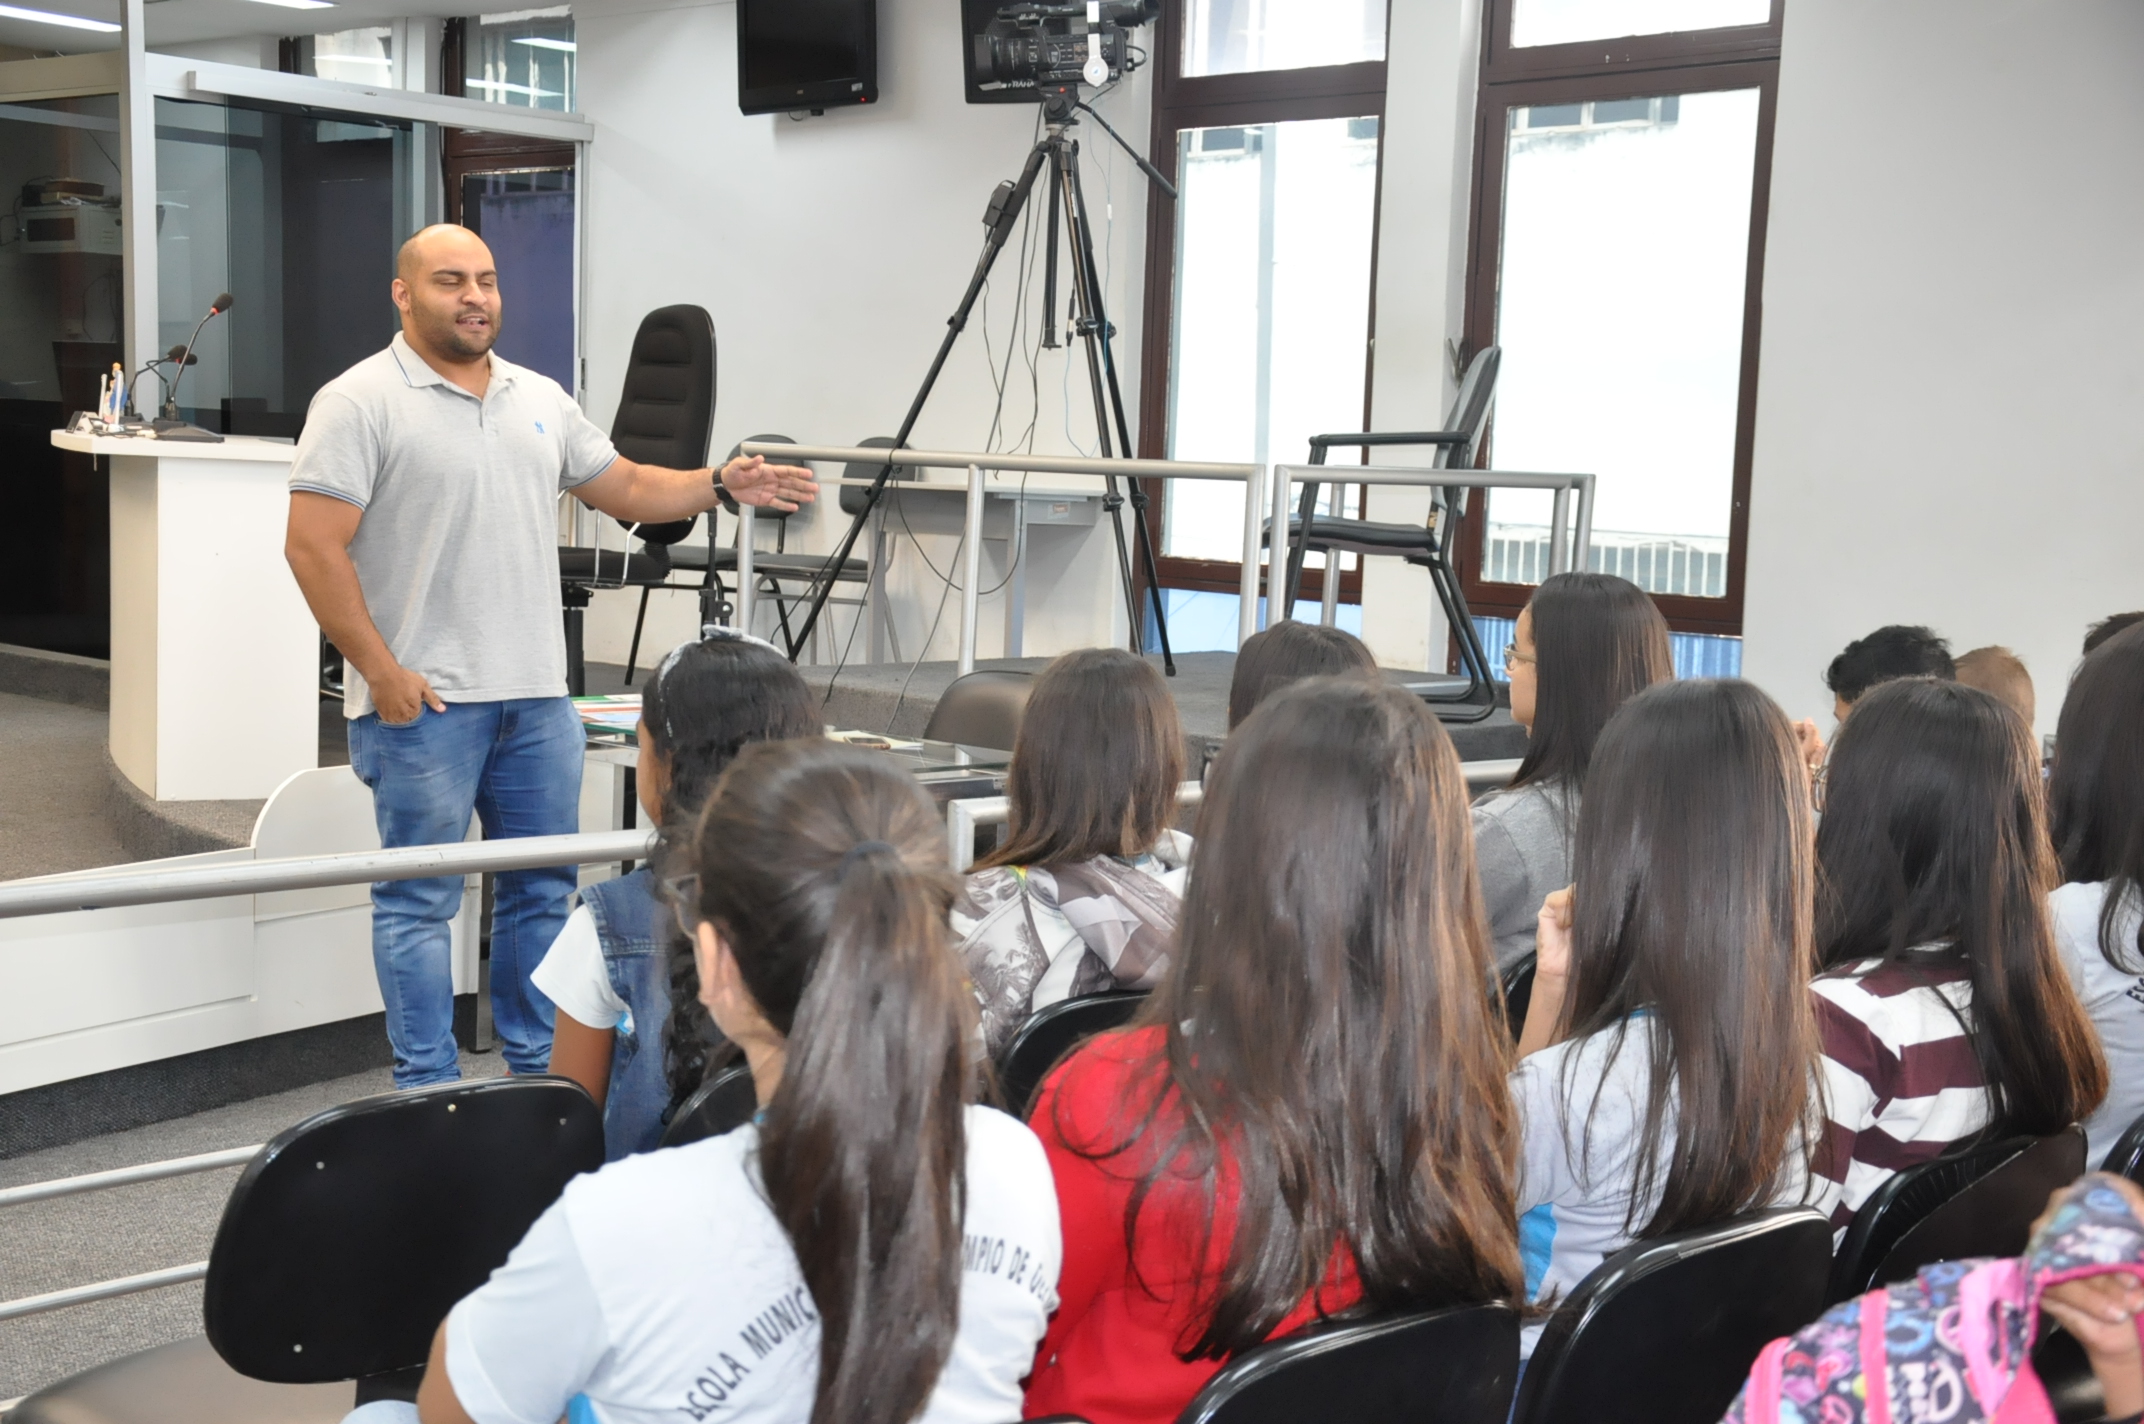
[465,7,576,111]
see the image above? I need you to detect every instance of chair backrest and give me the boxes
[838,434,918,516]
[996,990,1148,1119]
[2101,1110,2144,1185]
[611,304,717,547]
[1514,1207,1833,1424]
[922,669,1036,751]
[1178,1303,1518,1424]
[204,1076,604,1384]
[1830,1127,2088,1302]
[659,1060,759,1149]
[1437,345,1501,472]
[725,434,802,530]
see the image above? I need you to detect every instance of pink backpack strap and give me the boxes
[1740,1335,1791,1421]
[1858,1289,1892,1424]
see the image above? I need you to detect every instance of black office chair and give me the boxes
[2100,1110,2144,1184]
[1177,1302,1518,1424]
[923,669,1036,750]
[659,1060,759,1148]
[996,990,1149,1119]
[11,1076,605,1424]
[1272,347,1503,720]
[559,305,715,695]
[1828,1127,2088,1303]
[1499,953,1536,1046]
[1512,1207,1833,1424]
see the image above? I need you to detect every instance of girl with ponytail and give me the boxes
[533,630,820,1160]
[408,739,1062,1424]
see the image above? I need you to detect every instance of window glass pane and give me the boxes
[1485,88,1758,598]
[1163,115,1379,564]
[466,6,576,111]
[1511,0,1769,49]
[462,170,576,389]
[308,27,394,85]
[1182,0,1385,78]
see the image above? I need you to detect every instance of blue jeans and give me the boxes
[349,697,584,1086]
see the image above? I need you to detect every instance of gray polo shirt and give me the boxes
[290,333,619,718]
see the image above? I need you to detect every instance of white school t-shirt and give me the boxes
[529,907,630,1031]
[443,1106,1062,1424]
[2052,880,2144,1169]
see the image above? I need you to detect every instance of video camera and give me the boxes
[970,0,1159,97]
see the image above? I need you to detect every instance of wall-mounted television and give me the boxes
[736,0,879,116]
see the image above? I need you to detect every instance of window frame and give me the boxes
[1134,1,1388,603]
[1458,5,1781,637]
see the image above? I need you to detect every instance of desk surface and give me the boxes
[52,429,298,463]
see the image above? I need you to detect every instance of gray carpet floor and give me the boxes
[0,691,131,881]
[0,1052,507,1404]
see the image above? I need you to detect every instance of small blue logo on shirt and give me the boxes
[534,420,547,434]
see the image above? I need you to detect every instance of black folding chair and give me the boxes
[659,1060,759,1148]
[923,669,1036,751]
[1177,1302,1518,1424]
[2099,1109,2144,1184]
[1513,1207,1833,1424]
[12,1076,604,1424]
[1273,346,1502,719]
[996,990,1149,1119]
[1828,1128,2087,1303]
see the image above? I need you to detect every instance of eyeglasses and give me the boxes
[1810,764,1828,813]
[1502,643,1536,672]
[660,873,703,940]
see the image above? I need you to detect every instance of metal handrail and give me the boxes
[0,1263,211,1325]
[0,1145,260,1209]
[950,782,1206,872]
[0,827,655,921]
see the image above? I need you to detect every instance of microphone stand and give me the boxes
[155,298,230,442]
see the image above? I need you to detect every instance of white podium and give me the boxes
[53,430,318,801]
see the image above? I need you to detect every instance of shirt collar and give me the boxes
[389,330,518,397]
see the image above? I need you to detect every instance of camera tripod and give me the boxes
[783,90,1179,674]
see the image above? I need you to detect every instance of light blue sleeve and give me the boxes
[443,1202,612,1424]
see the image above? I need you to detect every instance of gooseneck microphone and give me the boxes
[163,292,233,420]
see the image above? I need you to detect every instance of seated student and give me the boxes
[953,647,1190,1055]
[1022,679,1521,1424]
[1956,644,2037,728]
[1823,623,1955,723]
[2086,611,2144,656]
[1808,677,2106,1236]
[1723,1172,2144,1424]
[1513,679,1818,1354]
[1474,571,1672,972]
[531,631,820,1160]
[396,741,1061,1424]
[2048,622,2144,1168]
[1225,620,1378,729]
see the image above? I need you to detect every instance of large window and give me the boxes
[1137,0,1386,629]
[1461,1,1779,637]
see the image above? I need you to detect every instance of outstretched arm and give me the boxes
[573,454,818,524]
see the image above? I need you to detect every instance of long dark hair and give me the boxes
[1226,621,1378,728]
[1815,677,2106,1136]
[650,634,824,1106]
[685,741,973,1424]
[978,647,1184,869]
[1509,572,1673,793]
[1554,679,1817,1237]
[1074,678,1521,1359]
[2049,621,2144,972]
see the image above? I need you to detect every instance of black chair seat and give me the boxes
[752,552,870,582]
[1828,1127,2087,1302]
[1514,1207,1833,1424]
[1279,515,1442,557]
[9,1336,353,1424]
[659,1061,758,1148]
[1178,1302,1518,1424]
[559,545,672,586]
[996,991,1148,1119]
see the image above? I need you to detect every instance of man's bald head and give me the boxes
[397,223,494,283]
[392,223,502,363]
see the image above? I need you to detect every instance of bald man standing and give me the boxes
[285,224,814,1088]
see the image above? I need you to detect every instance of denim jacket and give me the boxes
[581,866,673,1160]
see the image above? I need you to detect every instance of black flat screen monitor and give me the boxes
[736,0,878,116]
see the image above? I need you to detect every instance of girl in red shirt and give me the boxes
[1022,678,1524,1424]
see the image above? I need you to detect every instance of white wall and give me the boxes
[1741,1,2144,738]
[1358,0,1479,672]
[572,0,1152,667]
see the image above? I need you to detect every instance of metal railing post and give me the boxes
[1573,474,1596,571]
[1237,464,1265,647]
[959,464,984,675]
[1549,486,1571,576]
[735,504,756,635]
[1267,462,1293,628]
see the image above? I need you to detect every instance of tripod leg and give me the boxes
[1062,143,1176,671]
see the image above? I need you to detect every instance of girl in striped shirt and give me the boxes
[1808,676,2107,1236]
